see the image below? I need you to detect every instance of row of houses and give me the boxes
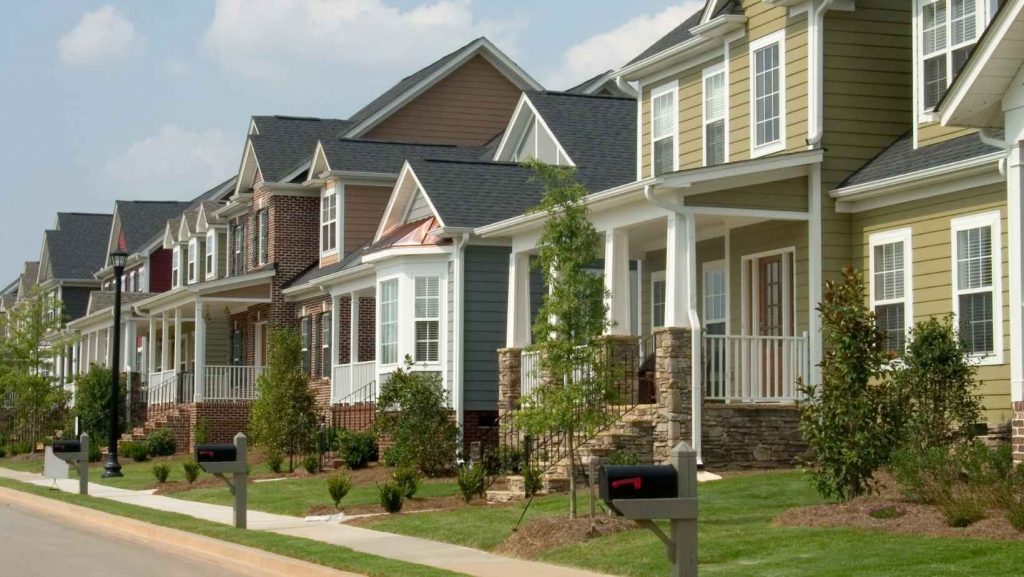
[7,0,1024,468]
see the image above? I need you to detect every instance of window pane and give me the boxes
[704,269,727,323]
[380,279,399,364]
[923,55,948,109]
[415,320,439,362]
[873,241,905,301]
[415,277,440,318]
[959,292,994,354]
[652,279,666,328]
[704,72,725,120]
[952,0,976,45]
[754,43,780,146]
[923,1,947,54]
[957,226,992,290]
[652,92,674,139]
[654,138,674,176]
[705,119,726,166]
[875,303,906,354]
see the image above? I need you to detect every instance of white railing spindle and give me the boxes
[702,332,809,403]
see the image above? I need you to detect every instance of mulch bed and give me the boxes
[337,495,473,519]
[494,516,639,559]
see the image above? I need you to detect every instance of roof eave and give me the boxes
[619,15,746,81]
[832,152,1006,202]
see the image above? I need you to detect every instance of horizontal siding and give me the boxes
[850,183,1010,423]
[918,123,976,147]
[684,177,808,212]
[463,246,511,411]
[344,184,390,254]
[729,220,810,337]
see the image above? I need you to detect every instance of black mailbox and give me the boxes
[599,465,678,502]
[196,444,237,463]
[52,440,82,456]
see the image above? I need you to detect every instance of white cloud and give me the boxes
[545,2,704,89]
[203,0,523,80]
[104,125,238,199]
[163,58,189,78]
[58,5,140,67]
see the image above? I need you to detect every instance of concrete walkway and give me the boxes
[0,467,611,577]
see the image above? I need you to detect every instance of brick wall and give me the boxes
[462,410,498,456]
[1013,401,1024,463]
[191,401,252,451]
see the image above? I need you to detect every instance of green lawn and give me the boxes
[0,476,465,577]
[362,471,1024,577]
[175,474,460,517]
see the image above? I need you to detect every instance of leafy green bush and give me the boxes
[394,467,421,499]
[377,481,404,513]
[302,454,321,474]
[193,418,210,446]
[891,441,1013,507]
[798,267,901,502]
[123,441,149,462]
[88,441,101,463]
[1007,500,1024,532]
[0,447,6,459]
[457,463,486,503]
[373,364,458,476]
[7,441,32,456]
[941,494,986,528]
[152,463,170,483]
[606,449,641,466]
[73,366,126,441]
[266,450,283,474]
[482,446,525,476]
[336,429,376,470]
[182,460,200,484]
[327,472,353,508]
[146,429,176,457]
[890,445,953,504]
[523,465,543,498]
[250,329,318,464]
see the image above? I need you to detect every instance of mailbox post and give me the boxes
[599,441,698,577]
[195,432,248,529]
[52,433,90,495]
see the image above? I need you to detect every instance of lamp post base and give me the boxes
[102,453,123,478]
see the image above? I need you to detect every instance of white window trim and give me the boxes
[740,247,797,337]
[702,63,728,167]
[258,209,269,266]
[749,30,787,159]
[187,238,199,284]
[868,228,914,350]
[378,276,400,367]
[651,270,666,330]
[171,246,181,289]
[320,183,339,257]
[951,210,1003,365]
[702,259,728,331]
[650,80,679,177]
[413,275,441,363]
[205,230,217,281]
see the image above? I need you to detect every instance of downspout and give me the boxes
[643,185,703,465]
[807,0,836,147]
[979,128,1009,175]
[453,233,469,447]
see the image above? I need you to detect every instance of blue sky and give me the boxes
[0,0,702,280]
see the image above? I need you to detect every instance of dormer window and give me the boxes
[171,246,181,289]
[919,0,985,112]
[187,238,200,284]
[321,185,338,255]
[205,231,216,280]
[651,81,678,176]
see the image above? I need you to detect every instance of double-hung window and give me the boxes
[171,246,181,289]
[750,31,786,156]
[232,223,244,276]
[230,328,243,366]
[320,312,331,378]
[953,212,1001,360]
[258,209,269,265]
[651,272,666,329]
[321,187,338,255]
[870,229,913,355]
[205,231,216,280]
[703,264,727,335]
[651,82,678,176]
[379,279,399,365]
[187,239,199,284]
[919,0,982,112]
[414,276,440,363]
[703,64,727,166]
[300,317,312,374]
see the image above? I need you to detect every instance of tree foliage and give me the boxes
[0,287,69,376]
[73,364,127,443]
[249,328,318,468]
[0,372,69,448]
[514,160,614,518]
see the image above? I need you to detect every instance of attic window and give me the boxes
[321,185,338,255]
[919,0,984,112]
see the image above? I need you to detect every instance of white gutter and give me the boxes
[979,129,1010,175]
[642,184,703,466]
[806,0,836,146]
[831,151,1006,200]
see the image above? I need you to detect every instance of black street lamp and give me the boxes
[103,249,129,478]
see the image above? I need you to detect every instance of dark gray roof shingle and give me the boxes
[18,262,38,298]
[626,6,707,66]
[47,213,113,280]
[318,139,486,174]
[249,116,352,183]
[115,201,192,254]
[838,131,1003,189]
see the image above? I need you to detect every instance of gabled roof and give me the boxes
[316,138,486,175]
[342,37,543,138]
[624,1,740,67]
[114,201,192,255]
[247,116,352,184]
[837,131,1003,190]
[85,291,157,315]
[564,70,636,98]
[44,213,113,281]
[17,262,38,298]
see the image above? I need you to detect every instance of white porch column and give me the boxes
[173,307,182,373]
[105,327,113,368]
[124,320,136,374]
[506,252,532,347]
[808,163,824,386]
[351,294,359,364]
[83,333,90,369]
[161,312,170,371]
[193,299,205,402]
[147,316,155,378]
[604,228,631,335]
[665,212,697,328]
[1008,143,1024,404]
[71,342,79,378]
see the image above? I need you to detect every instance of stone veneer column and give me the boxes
[498,348,523,425]
[1014,402,1024,463]
[653,327,693,463]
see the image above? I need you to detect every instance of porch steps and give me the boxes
[120,406,192,451]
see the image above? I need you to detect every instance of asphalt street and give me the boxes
[0,501,251,577]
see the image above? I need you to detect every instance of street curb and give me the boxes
[0,485,363,577]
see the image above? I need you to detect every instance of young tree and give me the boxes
[799,267,902,502]
[0,372,69,448]
[74,364,127,443]
[0,288,68,376]
[249,328,318,470]
[514,160,613,518]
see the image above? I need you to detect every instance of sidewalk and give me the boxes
[0,467,612,577]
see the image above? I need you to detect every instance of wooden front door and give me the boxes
[756,254,789,397]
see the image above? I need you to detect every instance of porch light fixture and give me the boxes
[103,249,129,478]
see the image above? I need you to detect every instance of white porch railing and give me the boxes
[520,350,542,401]
[147,369,178,405]
[702,332,810,402]
[332,361,376,403]
[204,365,264,401]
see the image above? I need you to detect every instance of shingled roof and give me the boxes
[318,139,486,174]
[46,213,113,281]
[115,201,192,254]
[625,1,739,67]
[248,116,352,183]
[838,131,1003,190]
[17,262,38,299]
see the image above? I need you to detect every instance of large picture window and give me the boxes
[414,276,440,362]
[953,212,1001,360]
[750,31,786,156]
[703,64,727,166]
[321,187,338,254]
[870,229,913,355]
[380,279,399,365]
[919,0,982,111]
[651,82,677,176]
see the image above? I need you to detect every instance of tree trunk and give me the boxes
[567,426,577,519]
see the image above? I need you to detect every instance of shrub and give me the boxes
[394,467,421,499]
[457,463,486,503]
[523,465,544,498]
[377,481,404,513]
[482,446,525,476]
[193,418,210,446]
[327,472,353,508]
[182,460,200,484]
[1007,500,1024,532]
[0,447,6,459]
[867,505,905,520]
[8,441,32,456]
[250,329,318,464]
[146,428,176,457]
[798,267,901,502]
[266,451,284,474]
[890,445,953,504]
[88,441,101,463]
[73,366,126,441]
[124,441,149,462]
[373,363,458,476]
[606,449,641,466]
[941,494,986,528]
[152,463,170,483]
[336,430,376,470]
[891,441,1013,507]
[302,454,321,475]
